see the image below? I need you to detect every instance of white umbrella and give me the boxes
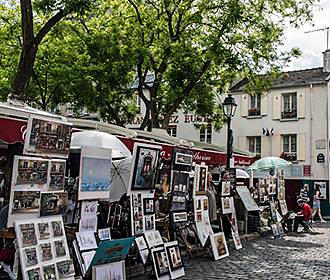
[70,131,132,202]
[236,169,250,179]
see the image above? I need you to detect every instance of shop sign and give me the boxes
[317,153,325,163]
[0,118,27,144]
[303,165,311,177]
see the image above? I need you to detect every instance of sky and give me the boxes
[283,0,330,71]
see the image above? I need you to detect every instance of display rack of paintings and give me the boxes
[24,116,72,158]
[170,171,188,212]
[129,144,161,192]
[15,216,74,280]
[193,165,208,196]
[78,146,112,200]
[210,232,229,261]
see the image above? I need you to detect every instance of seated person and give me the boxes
[293,199,312,232]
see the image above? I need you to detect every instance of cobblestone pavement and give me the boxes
[182,224,330,280]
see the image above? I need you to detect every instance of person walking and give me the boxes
[312,185,326,223]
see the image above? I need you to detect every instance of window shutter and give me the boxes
[238,136,247,150]
[297,91,305,118]
[240,94,248,117]
[297,133,306,161]
[261,136,270,157]
[272,94,281,119]
[272,134,281,157]
[261,93,268,116]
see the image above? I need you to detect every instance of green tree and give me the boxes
[97,0,315,130]
[8,0,96,101]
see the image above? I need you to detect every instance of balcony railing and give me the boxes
[281,109,297,119]
[248,107,261,116]
[280,152,297,161]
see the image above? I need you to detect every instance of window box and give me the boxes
[281,110,297,119]
[248,108,261,116]
[280,152,297,161]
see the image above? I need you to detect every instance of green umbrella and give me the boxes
[247,156,291,171]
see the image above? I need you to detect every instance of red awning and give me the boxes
[0,117,27,144]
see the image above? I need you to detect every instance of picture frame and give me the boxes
[24,116,72,158]
[135,236,148,251]
[194,165,208,195]
[151,247,170,279]
[174,152,193,166]
[172,212,188,223]
[76,231,98,251]
[221,197,234,214]
[143,198,155,215]
[232,231,242,250]
[40,192,68,217]
[78,147,112,200]
[210,232,229,260]
[130,144,161,191]
[164,241,183,271]
[98,228,111,241]
[221,181,231,196]
[56,259,75,279]
[144,215,156,231]
[49,160,66,191]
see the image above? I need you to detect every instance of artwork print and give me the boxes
[40,192,68,216]
[144,215,155,231]
[175,153,193,166]
[221,197,234,214]
[172,212,188,223]
[166,244,183,271]
[76,232,98,251]
[98,228,111,241]
[135,236,148,251]
[24,117,72,157]
[314,181,327,200]
[27,268,41,280]
[20,223,37,247]
[42,264,56,280]
[153,248,170,277]
[49,161,66,191]
[232,231,242,250]
[24,247,38,267]
[38,222,50,240]
[81,157,111,192]
[131,146,160,190]
[143,198,155,215]
[210,232,229,260]
[221,181,231,196]
[51,221,63,237]
[197,166,207,194]
[40,243,53,261]
[93,261,125,280]
[54,240,67,258]
[12,191,41,214]
[56,260,75,279]
[15,157,48,186]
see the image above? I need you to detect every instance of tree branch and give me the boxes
[35,9,66,45]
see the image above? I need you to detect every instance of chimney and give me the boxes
[323,50,330,72]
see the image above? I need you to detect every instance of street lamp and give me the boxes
[222,94,237,168]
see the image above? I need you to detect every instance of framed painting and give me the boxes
[174,153,193,166]
[151,247,170,279]
[210,232,229,260]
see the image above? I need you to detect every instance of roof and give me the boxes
[230,67,330,92]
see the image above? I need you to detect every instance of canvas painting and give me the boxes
[20,223,37,247]
[195,222,209,247]
[195,211,203,223]
[40,192,68,216]
[236,186,259,211]
[56,259,75,279]
[14,156,49,186]
[210,232,229,260]
[269,202,278,222]
[173,212,188,223]
[76,232,98,251]
[51,220,64,237]
[93,261,125,280]
[12,191,41,214]
[49,160,66,191]
[152,230,164,247]
[24,116,72,158]
[152,247,170,278]
[79,216,98,232]
[279,200,288,216]
[221,181,231,196]
[27,268,41,280]
[42,264,56,280]
[131,145,160,191]
[135,236,148,251]
[175,153,193,166]
[40,242,53,261]
[271,224,280,237]
[38,222,50,240]
[145,231,156,248]
[195,165,208,195]
[24,247,38,267]
[277,222,285,236]
[81,201,98,216]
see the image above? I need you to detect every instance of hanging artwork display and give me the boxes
[24,116,72,158]
[151,246,170,280]
[129,144,161,191]
[164,241,185,279]
[210,232,229,260]
[221,168,236,195]
[79,200,98,232]
[174,153,193,166]
[78,146,112,200]
[15,216,73,280]
[92,260,126,280]
[193,165,208,196]
[170,171,188,212]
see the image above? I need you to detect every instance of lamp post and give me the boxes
[222,94,237,168]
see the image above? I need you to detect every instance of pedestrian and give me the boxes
[293,199,312,232]
[312,185,326,223]
[299,183,310,203]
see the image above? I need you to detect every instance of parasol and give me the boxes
[247,156,291,171]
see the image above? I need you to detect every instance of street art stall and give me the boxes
[0,103,258,280]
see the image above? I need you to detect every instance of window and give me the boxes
[248,136,261,159]
[248,95,261,116]
[281,134,297,161]
[200,124,212,144]
[281,93,297,118]
[167,126,177,137]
